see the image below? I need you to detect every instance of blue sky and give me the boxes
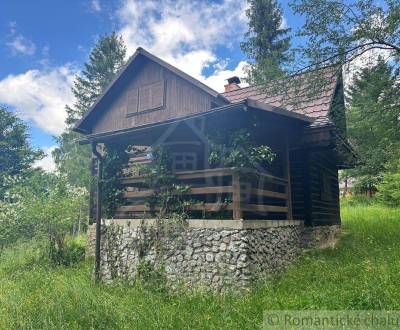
[0,0,304,170]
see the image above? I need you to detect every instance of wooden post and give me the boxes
[283,133,293,220]
[232,171,242,220]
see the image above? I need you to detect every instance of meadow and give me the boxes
[0,204,399,329]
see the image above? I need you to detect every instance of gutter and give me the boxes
[91,143,103,281]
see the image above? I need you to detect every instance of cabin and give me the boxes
[76,48,356,290]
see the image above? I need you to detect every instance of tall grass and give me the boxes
[0,205,399,329]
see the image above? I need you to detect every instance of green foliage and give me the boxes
[0,107,44,199]
[136,260,167,292]
[340,194,378,208]
[0,172,87,264]
[290,0,400,71]
[0,170,55,249]
[138,147,192,217]
[241,0,292,83]
[59,235,87,266]
[101,143,130,218]
[346,59,400,192]
[0,205,400,328]
[54,32,126,189]
[377,160,400,207]
[208,128,275,169]
[53,132,92,189]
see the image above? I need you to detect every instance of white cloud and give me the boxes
[90,0,101,12]
[8,21,17,34]
[343,47,393,90]
[0,65,76,135]
[117,0,248,90]
[6,22,36,56]
[34,145,57,172]
[7,34,36,56]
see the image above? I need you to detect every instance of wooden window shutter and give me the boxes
[138,80,165,112]
[126,88,139,114]
[150,80,165,109]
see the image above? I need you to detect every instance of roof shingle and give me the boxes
[221,67,340,128]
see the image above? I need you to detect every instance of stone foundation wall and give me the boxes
[85,224,96,258]
[86,220,341,291]
[301,225,341,249]
[94,220,303,291]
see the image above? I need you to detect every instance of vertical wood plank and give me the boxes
[232,171,243,220]
[283,132,293,220]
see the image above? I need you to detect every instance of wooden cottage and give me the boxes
[75,48,356,288]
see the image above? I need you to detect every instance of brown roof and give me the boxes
[74,46,341,135]
[222,67,340,127]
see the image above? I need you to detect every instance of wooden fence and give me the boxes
[116,167,291,220]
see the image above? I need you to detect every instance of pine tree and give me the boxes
[241,0,292,84]
[65,32,127,126]
[346,58,400,194]
[0,107,44,199]
[53,32,126,188]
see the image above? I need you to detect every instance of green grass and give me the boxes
[1,205,399,329]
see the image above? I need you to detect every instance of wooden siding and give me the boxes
[289,150,307,222]
[290,148,340,226]
[91,59,217,135]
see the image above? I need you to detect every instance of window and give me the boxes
[172,152,197,172]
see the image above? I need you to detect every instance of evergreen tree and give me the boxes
[53,32,126,188]
[241,0,292,84]
[0,107,44,199]
[65,32,127,126]
[346,59,400,194]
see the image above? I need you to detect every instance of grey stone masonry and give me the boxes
[85,224,96,258]
[93,219,306,292]
[301,225,341,249]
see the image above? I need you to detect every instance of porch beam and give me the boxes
[232,172,243,220]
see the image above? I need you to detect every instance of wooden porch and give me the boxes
[115,167,292,220]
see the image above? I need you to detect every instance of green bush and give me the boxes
[208,128,275,169]
[377,161,400,207]
[47,235,86,266]
[0,171,87,265]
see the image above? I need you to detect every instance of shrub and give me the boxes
[208,128,275,169]
[377,161,400,207]
[0,172,87,265]
[47,235,86,266]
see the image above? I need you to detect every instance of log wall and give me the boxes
[290,148,340,226]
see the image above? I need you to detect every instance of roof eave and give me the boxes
[246,98,314,123]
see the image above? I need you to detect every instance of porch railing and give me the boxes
[116,167,291,220]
